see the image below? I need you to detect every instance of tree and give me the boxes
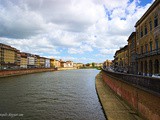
[92,62,95,67]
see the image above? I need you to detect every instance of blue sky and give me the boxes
[0,0,154,63]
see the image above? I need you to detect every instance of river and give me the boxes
[0,69,106,120]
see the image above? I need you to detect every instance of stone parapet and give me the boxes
[101,70,160,120]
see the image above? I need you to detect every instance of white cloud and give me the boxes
[100,48,117,55]
[0,0,154,63]
[68,44,93,54]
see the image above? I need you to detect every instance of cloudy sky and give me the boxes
[0,0,154,63]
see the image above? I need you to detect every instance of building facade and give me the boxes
[135,0,160,76]
[20,52,27,68]
[114,45,128,72]
[76,63,84,68]
[35,55,40,68]
[128,32,137,74]
[50,58,56,68]
[45,58,50,68]
[0,43,19,70]
[39,57,45,68]
[103,60,112,70]
[54,60,60,68]
[65,61,73,67]
[27,53,35,68]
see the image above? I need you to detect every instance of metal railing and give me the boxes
[102,68,160,94]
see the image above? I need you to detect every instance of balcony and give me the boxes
[136,48,160,59]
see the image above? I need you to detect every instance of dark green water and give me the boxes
[0,69,106,120]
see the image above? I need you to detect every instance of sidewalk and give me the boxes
[96,72,143,120]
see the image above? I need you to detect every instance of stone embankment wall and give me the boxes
[102,70,160,120]
[0,68,55,77]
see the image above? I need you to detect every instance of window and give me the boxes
[137,31,139,39]
[145,44,148,53]
[155,37,159,50]
[144,23,147,35]
[150,41,152,52]
[140,28,143,37]
[141,46,143,54]
[149,20,152,31]
[154,14,158,27]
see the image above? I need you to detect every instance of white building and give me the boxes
[66,61,74,67]
[27,56,35,68]
[45,58,50,68]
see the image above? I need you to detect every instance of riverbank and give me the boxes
[0,68,56,77]
[95,72,143,120]
[0,67,79,78]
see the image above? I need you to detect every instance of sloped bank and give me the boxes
[0,68,55,77]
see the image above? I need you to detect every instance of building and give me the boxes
[16,50,21,69]
[76,63,84,68]
[54,59,60,68]
[103,60,112,69]
[39,57,45,68]
[45,58,50,68]
[113,50,120,70]
[0,43,19,70]
[50,58,56,68]
[60,59,66,67]
[94,63,103,67]
[128,32,137,74]
[65,61,73,67]
[35,55,40,68]
[135,0,160,76]
[20,52,27,68]
[27,53,35,68]
[114,45,128,72]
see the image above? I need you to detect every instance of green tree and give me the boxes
[92,62,95,67]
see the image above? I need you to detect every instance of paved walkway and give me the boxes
[96,72,143,120]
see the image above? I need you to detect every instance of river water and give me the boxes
[0,69,106,120]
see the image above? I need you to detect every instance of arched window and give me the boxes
[150,41,152,52]
[154,59,159,74]
[154,13,158,27]
[144,23,147,35]
[149,60,153,76]
[141,27,143,37]
[144,61,147,76]
[145,44,148,53]
[141,61,143,75]
[155,36,159,50]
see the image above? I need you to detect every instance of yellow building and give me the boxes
[128,32,137,74]
[35,55,40,68]
[60,59,66,67]
[39,57,45,68]
[104,60,112,68]
[0,43,19,69]
[50,58,56,68]
[135,0,160,76]
[54,59,60,68]
[20,53,27,68]
[16,50,21,68]
[76,63,84,68]
[114,45,128,72]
